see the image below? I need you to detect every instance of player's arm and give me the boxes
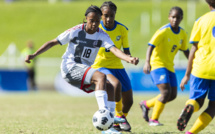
[124,49,131,56]
[183,49,190,59]
[143,45,154,74]
[25,39,60,63]
[110,46,139,65]
[180,43,198,91]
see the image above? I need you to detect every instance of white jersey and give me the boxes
[57,24,114,77]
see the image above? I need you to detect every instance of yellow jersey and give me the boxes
[190,10,215,80]
[149,23,188,72]
[92,20,129,69]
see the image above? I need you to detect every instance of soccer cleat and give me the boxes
[114,116,126,124]
[139,100,150,122]
[185,131,193,134]
[177,104,194,131]
[113,124,121,131]
[101,127,122,134]
[119,115,131,132]
[148,119,163,126]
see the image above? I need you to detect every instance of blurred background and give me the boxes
[0,0,208,94]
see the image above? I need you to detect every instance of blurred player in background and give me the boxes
[177,0,215,134]
[22,40,37,90]
[92,1,133,132]
[25,5,138,134]
[139,6,189,126]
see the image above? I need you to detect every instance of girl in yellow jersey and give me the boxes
[139,7,189,126]
[177,1,215,134]
[92,1,134,132]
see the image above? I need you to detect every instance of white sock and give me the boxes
[107,101,116,116]
[95,90,108,110]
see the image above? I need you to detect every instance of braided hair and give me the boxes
[85,5,102,16]
[100,1,117,12]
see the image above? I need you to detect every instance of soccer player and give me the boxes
[22,40,37,90]
[91,1,133,132]
[25,5,139,133]
[177,1,215,133]
[139,7,189,126]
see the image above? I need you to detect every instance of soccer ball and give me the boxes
[92,109,114,131]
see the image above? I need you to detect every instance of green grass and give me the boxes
[0,1,209,59]
[0,91,214,134]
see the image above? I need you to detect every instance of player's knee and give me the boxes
[112,80,121,91]
[160,90,171,102]
[97,72,107,83]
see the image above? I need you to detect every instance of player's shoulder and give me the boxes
[159,23,171,31]
[98,28,110,38]
[196,11,215,23]
[66,24,83,32]
[115,21,129,31]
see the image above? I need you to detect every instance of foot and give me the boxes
[119,115,131,132]
[177,104,194,131]
[113,124,121,131]
[101,127,122,134]
[114,116,126,124]
[185,131,193,134]
[139,100,150,122]
[149,119,163,126]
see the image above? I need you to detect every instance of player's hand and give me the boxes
[25,54,36,63]
[129,57,139,65]
[143,62,151,74]
[180,75,190,91]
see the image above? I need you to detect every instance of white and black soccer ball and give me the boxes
[92,109,114,131]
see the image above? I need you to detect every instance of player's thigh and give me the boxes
[208,80,215,101]
[189,74,210,100]
[150,68,171,86]
[109,69,132,92]
[63,64,96,92]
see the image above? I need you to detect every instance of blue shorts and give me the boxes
[150,68,177,87]
[97,68,132,92]
[189,74,215,101]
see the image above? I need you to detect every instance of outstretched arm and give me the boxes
[143,45,154,74]
[180,43,198,91]
[110,46,139,65]
[25,39,60,63]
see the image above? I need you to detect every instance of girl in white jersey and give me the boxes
[25,5,139,133]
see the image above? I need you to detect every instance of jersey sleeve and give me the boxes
[122,27,129,49]
[148,29,164,47]
[101,31,115,50]
[180,31,188,51]
[189,18,201,44]
[56,29,73,45]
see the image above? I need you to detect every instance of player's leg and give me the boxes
[110,69,132,131]
[186,80,215,134]
[177,74,208,131]
[146,68,171,126]
[148,83,170,126]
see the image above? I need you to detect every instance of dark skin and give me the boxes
[180,5,215,119]
[143,9,189,106]
[101,6,133,113]
[25,11,139,103]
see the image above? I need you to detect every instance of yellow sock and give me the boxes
[146,94,161,108]
[189,112,212,134]
[115,98,123,117]
[185,99,200,112]
[151,100,165,120]
[123,113,128,117]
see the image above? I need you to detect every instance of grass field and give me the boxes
[0,91,214,134]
